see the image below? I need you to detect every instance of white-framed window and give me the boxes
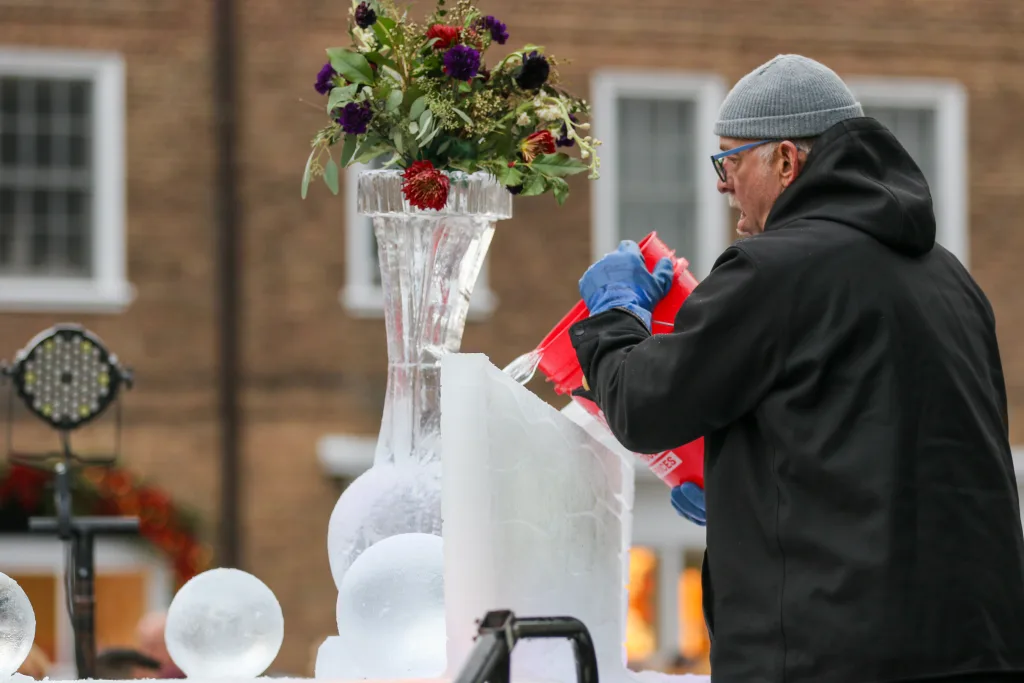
[0,535,172,677]
[847,77,969,267]
[341,159,498,318]
[0,48,133,313]
[590,71,729,279]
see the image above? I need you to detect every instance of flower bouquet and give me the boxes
[301,0,601,209]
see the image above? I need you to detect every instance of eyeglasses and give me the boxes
[710,139,781,182]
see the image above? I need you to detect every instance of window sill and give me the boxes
[340,284,498,320]
[0,278,136,313]
[317,434,377,478]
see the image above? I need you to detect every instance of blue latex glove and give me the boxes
[671,482,706,526]
[579,240,675,329]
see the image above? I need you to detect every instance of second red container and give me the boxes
[536,232,705,488]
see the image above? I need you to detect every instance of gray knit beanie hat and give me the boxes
[714,54,863,139]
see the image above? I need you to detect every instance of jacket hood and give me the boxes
[766,117,936,256]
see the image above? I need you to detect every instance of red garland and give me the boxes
[402,160,450,211]
[0,464,210,586]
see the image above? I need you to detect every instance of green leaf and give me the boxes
[339,134,359,167]
[519,174,547,197]
[377,16,397,31]
[323,158,340,195]
[371,22,393,48]
[326,83,359,113]
[458,81,472,93]
[495,164,523,187]
[452,106,473,125]
[364,50,398,72]
[550,177,570,205]
[408,121,419,135]
[353,144,388,164]
[301,148,316,199]
[327,48,375,85]
[386,88,404,112]
[409,95,428,122]
[528,153,589,178]
[393,130,405,154]
[420,124,441,146]
[417,109,433,137]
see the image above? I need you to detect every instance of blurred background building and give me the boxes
[1,0,1022,676]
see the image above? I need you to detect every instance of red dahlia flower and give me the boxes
[426,24,461,49]
[521,130,556,162]
[402,161,450,211]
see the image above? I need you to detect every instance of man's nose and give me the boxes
[717,178,730,194]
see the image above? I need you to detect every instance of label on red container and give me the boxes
[637,450,684,481]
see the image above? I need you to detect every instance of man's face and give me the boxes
[716,138,789,237]
[136,612,172,667]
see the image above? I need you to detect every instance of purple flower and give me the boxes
[442,45,481,81]
[336,101,373,135]
[477,16,508,45]
[354,1,377,29]
[315,63,337,95]
[557,115,578,147]
[515,51,549,90]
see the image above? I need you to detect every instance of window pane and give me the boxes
[30,189,51,269]
[0,76,93,277]
[863,105,937,188]
[66,189,90,271]
[617,97,698,264]
[0,187,13,266]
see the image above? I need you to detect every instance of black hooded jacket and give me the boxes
[570,118,1024,683]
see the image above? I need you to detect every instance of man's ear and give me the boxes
[778,141,803,188]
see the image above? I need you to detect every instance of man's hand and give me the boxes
[670,482,706,526]
[579,240,674,329]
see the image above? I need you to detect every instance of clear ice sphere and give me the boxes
[335,532,446,678]
[165,567,284,678]
[0,573,35,679]
[314,636,365,680]
[327,462,442,589]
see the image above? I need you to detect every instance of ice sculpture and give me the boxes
[0,573,35,679]
[332,533,446,679]
[441,353,635,683]
[165,568,284,678]
[327,170,512,589]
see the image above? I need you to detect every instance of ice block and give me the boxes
[441,353,635,683]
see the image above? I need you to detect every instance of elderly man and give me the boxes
[571,54,1024,683]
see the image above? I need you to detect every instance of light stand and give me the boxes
[1,324,137,679]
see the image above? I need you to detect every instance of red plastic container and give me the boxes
[537,232,705,488]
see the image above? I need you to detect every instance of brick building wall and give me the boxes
[1,0,1023,674]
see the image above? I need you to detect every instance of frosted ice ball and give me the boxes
[335,532,446,678]
[165,568,284,678]
[314,635,365,680]
[0,573,35,679]
[328,462,442,588]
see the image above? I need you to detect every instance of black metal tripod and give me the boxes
[19,432,139,679]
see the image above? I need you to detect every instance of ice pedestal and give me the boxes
[441,353,635,683]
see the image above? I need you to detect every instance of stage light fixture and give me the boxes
[6,324,130,431]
